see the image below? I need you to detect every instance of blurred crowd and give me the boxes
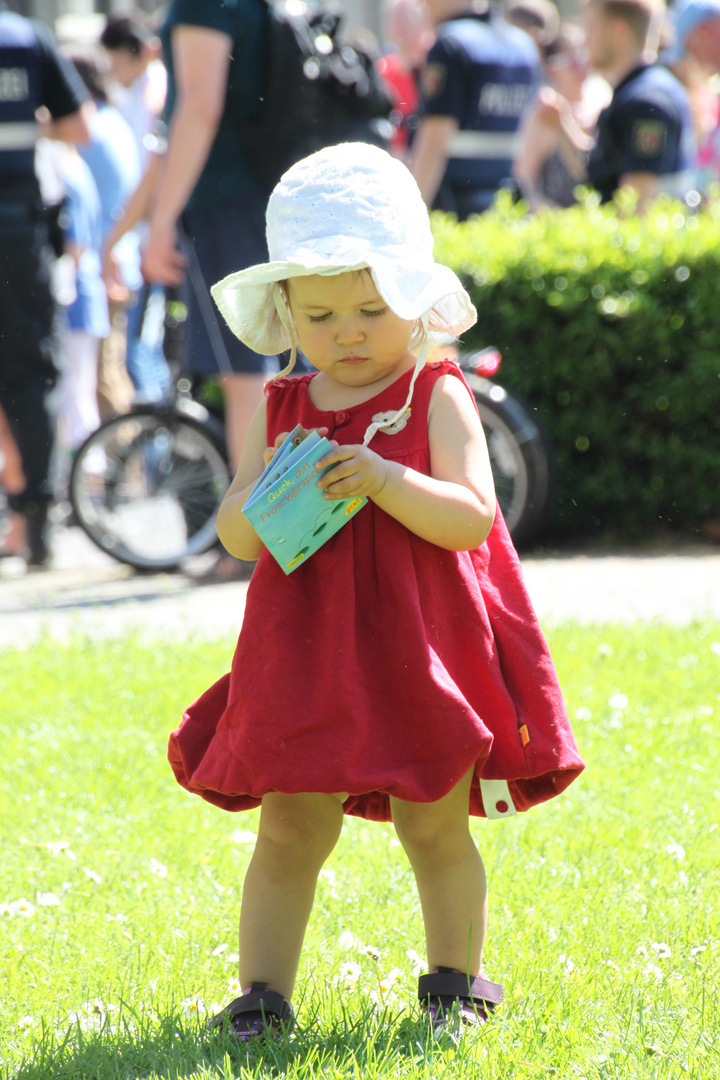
[2,0,719,570]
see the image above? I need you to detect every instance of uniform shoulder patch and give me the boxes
[631,119,667,158]
[421,63,447,100]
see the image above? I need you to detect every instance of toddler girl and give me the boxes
[168,143,584,1039]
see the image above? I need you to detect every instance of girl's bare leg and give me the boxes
[390,768,487,975]
[238,791,345,1001]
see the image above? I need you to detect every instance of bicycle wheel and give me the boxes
[70,404,230,571]
[465,372,554,549]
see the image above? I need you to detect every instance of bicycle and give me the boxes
[69,348,554,572]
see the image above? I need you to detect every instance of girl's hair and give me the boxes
[273,272,427,380]
[274,281,298,379]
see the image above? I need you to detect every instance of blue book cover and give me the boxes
[244,428,367,574]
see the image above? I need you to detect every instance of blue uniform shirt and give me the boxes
[0,8,86,185]
[419,7,541,213]
[587,63,696,202]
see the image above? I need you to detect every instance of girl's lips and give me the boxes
[340,355,367,364]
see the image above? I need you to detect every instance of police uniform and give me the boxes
[0,6,86,562]
[587,63,695,203]
[419,5,541,218]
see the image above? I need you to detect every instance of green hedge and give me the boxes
[432,192,720,542]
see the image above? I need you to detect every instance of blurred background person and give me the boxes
[99,13,166,171]
[100,13,170,405]
[377,0,436,159]
[139,0,281,580]
[668,55,720,194]
[54,138,109,477]
[585,0,695,206]
[0,1,90,567]
[666,0,720,69]
[506,0,559,53]
[70,52,140,420]
[530,0,696,210]
[142,0,277,467]
[411,0,543,218]
[514,21,611,207]
[664,0,720,193]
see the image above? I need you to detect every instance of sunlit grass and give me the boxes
[1,624,718,1078]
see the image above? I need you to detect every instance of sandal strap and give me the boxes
[418,968,504,1009]
[209,983,294,1029]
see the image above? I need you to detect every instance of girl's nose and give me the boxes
[335,317,365,345]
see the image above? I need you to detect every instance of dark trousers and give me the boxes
[0,192,59,513]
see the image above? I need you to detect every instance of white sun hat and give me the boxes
[211,142,477,357]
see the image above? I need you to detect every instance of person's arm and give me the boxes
[410,36,464,207]
[530,88,593,178]
[512,100,563,206]
[616,171,659,212]
[101,153,162,294]
[611,102,685,213]
[410,115,457,206]
[314,374,496,551]
[141,24,232,285]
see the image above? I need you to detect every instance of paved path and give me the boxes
[1,525,719,648]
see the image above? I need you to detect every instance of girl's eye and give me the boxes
[308,312,332,323]
[362,307,387,318]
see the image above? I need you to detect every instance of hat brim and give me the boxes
[211,253,477,356]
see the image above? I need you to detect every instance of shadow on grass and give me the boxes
[7,1002,459,1080]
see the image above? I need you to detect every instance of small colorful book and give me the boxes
[243,425,367,574]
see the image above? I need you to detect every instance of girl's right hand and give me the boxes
[262,426,331,467]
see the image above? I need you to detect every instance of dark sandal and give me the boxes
[418,967,503,1034]
[208,982,294,1041]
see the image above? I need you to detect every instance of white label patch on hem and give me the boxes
[480,779,517,819]
[371,409,411,435]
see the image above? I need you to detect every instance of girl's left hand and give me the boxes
[315,444,388,501]
[262,426,332,467]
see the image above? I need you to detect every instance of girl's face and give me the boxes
[286,271,416,388]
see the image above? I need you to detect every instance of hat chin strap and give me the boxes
[362,315,429,447]
[272,284,299,378]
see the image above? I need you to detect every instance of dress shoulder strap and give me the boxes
[265,374,313,434]
[410,358,475,414]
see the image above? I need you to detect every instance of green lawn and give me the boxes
[1,624,718,1079]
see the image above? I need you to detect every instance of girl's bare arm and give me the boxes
[216,401,333,560]
[215,399,271,561]
[316,375,496,551]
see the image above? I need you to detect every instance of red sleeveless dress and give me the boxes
[168,360,584,821]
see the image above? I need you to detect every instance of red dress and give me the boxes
[168,361,584,821]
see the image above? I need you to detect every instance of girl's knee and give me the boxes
[391,770,474,856]
[392,803,471,858]
[256,792,343,869]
